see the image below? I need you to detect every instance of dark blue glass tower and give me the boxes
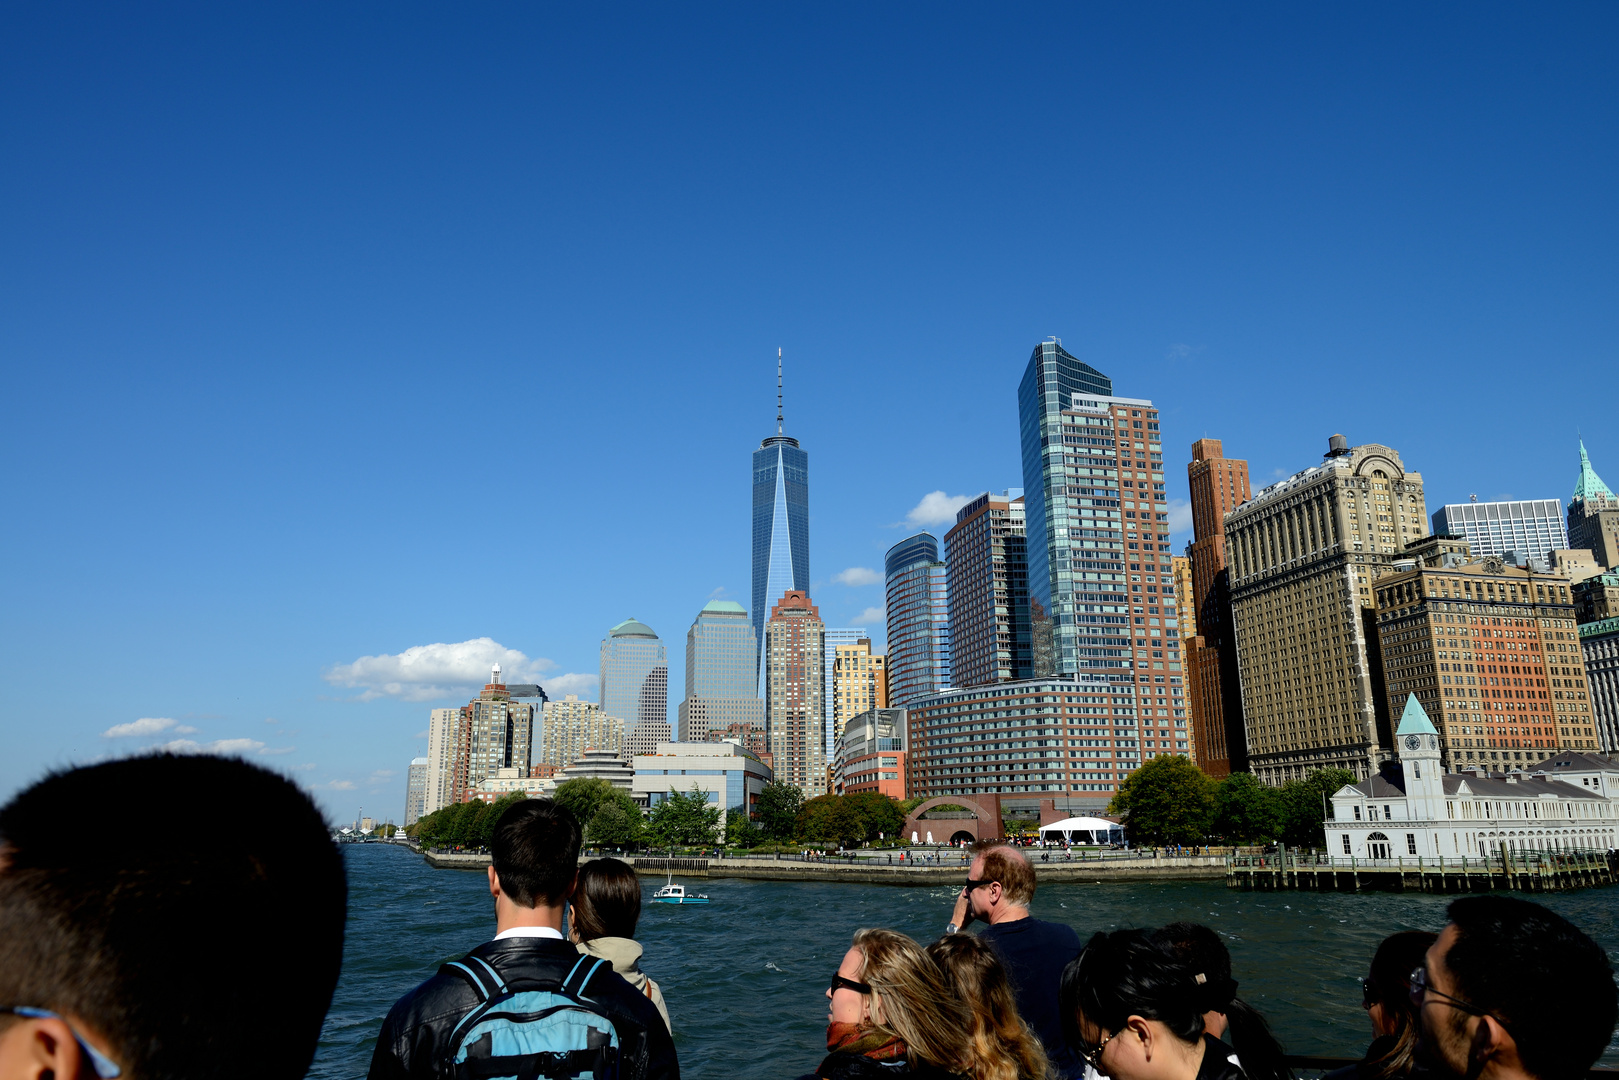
[752,357,810,693]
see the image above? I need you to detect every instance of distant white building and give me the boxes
[632,741,773,823]
[424,707,459,816]
[463,766,557,804]
[1328,695,1619,861]
[404,757,429,825]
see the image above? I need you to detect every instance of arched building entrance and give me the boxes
[903,794,1004,845]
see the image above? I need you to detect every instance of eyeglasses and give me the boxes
[1407,967,1496,1023]
[0,1007,122,1079]
[964,877,995,891]
[829,972,873,997]
[1076,1028,1119,1071]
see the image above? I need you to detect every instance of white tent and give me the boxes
[1037,816,1124,845]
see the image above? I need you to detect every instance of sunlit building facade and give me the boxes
[600,617,670,759]
[678,600,765,743]
[539,694,625,767]
[764,590,827,796]
[944,489,1030,688]
[884,533,952,707]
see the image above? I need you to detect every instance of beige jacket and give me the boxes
[577,936,671,1033]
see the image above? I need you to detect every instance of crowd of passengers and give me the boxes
[0,755,1613,1080]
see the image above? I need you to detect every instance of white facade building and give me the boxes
[424,707,459,816]
[464,766,557,804]
[632,741,773,824]
[1432,499,1568,561]
[1329,695,1619,860]
[404,757,429,825]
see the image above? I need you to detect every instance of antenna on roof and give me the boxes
[777,348,783,434]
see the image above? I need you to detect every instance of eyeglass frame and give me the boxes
[1076,1026,1120,1071]
[0,1006,122,1079]
[829,972,873,997]
[1407,966,1503,1027]
[963,876,996,892]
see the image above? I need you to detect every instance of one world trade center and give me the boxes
[752,351,809,694]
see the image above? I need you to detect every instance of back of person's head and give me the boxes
[1152,922,1290,1080]
[928,933,1049,1080]
[1061,929,1205,1054]
[852,928,972,1073]
[1360,931,1438,1080]
[570,858,641,941]
[0,753,346,1080]
[490,798,581,907]
[971,840,1036,906]
[1441,896,1616,1080]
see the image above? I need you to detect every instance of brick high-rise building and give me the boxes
[832,638,886,737]
[765,590,827,796]
[449,664,536,804]
[538,694,624,768]
[1184,438,1252,779]
[944,489,1031,688]
[1569,442,1619,570]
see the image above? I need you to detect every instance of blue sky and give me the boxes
[3,5,1616,822]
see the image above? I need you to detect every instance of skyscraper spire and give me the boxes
[1574,440,1614,502]
[777,348,783,435]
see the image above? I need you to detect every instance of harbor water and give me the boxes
[314,844,1619,1080]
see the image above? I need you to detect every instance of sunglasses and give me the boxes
[830,972,873,997]
[964,877,995,891]
[1077,1027,1119,1071]
[1407,967,1498,1024]
[1361,978,1376,1010]
[0,1007,122,1079]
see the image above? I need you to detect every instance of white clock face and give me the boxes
[1405,735,1421,751]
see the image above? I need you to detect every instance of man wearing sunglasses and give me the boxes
[1413,896,1615,1080]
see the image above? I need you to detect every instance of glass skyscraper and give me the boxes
[884,533,952,706]
[599,617,670,758]
[752,432,809,693]
[679,600,766,743]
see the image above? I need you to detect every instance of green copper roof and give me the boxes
[1396,693,1439,736]
[1573,441,1614,502]
[608,617,658,638]
[700,600,747,615]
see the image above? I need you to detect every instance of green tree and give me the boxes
[587,794,646,848]
[795,795,866,847]
[754,781,805,841]
[1108,756,1215,845]
[1279,767,1358,848]
[554,777,619,829]
[725,806,763,847]
[843,792,906,843]
[1211,772,1284,842]
[647,786,723,847]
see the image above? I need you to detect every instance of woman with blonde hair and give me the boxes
[799,927,972,1079]
[928,934,1050,1080]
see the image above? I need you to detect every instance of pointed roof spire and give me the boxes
[776,348,783,435]
[1573,440,1614,503]
[1396,693,1438,736]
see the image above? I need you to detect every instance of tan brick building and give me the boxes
[1184,438,1251,778]
[832,639,887,733]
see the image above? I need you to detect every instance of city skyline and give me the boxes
[6,7,1619,821]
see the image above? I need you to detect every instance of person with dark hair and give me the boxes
[1151,923,1290,1080]
[1322,931,1437,1080]
[927,933,1050,1080]
[369,799,678,1080]
[569,858,670,1032]
[947,841,1083,1078]
[0,753,347,1080]
[1059,929,1246,1080]
[1413,896,1616,1080]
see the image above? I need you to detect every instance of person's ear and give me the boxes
[1473,1015,1513,1069]
[0,1015,89,1080]
[1127,1015,1154,1060]
[487,865,501,898]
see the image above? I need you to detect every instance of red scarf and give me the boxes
[825,1020,907,1061]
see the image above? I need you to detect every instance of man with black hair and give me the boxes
[0,754,347,1080]
[369,798,678,1080]
[1415,895,1617,1080]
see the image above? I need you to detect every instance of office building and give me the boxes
[1374,551,1598,773]
[1170,556,1196,640]
[834,708,907,798]
[539,694,624,768]
[764,590,827,796]
[1569,442,1619,569]
[678,600,765,744]
[944,489,1031,688]
[424,707,459,816]
[1580,617,1619,752]
[1574,570,1619,624]
[884,533,952,706]
[753,354,810,693]
[1225,435,1433,784]
[632,741,773,823]
[463,767,556,804]
[600,617,670,759]
[1184,438,1253,779]
[1431,499,1567,561]
[404,757,429,826]
[822,626,870,760]
[448,664,537,803]
[832,639,886,743]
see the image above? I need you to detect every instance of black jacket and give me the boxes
[797,1050,965,1080]
[367,936,679,1080]
[1196,1034,1249,1080]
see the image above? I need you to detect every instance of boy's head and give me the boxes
[489,798,581,908]
[569,858,641,940]
[0,754,347,1080]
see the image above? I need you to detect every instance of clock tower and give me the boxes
[1396,693,1444,821]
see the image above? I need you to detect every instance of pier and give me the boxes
[1226,848,1617,894]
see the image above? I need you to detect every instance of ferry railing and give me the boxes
[1285,1056,1617,1078]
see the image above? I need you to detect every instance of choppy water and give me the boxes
[314,844,1619,1080]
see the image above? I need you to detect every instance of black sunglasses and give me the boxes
[1361,977,1376,1010]
[830,972,873,997]
[964,877,995,891]
[1408,967,1497,1023]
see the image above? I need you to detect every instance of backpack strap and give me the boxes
[559,955,608,1002]
[438,953,509,1003]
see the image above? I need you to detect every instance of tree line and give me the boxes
[1107,755,1356,847]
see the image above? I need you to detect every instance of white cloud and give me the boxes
[906,491,974,527]
[326,779,357,791]
[153,737,267,755]
[102,717,196,738]
[854,605,886,625]
[323,637,556,701]
[1166,499,1193,535]
[834,567,883,586]
[1165,343,1201,361]
[544,673,597,699]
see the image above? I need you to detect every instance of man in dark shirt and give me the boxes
[947,842,1083,1079]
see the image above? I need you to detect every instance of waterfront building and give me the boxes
[463,767,556,804]
[1580,616,1619,752]
[560,748,635,796]
[764,590,827,796]
[449,665,536,803]
[1574,570,1619,625]
[539,695,625,768]
[424,706,458,816]
[1328,695,1617,860]
[1185,438,1252,779]
[884,533,952,706]
[822,626,870,761]
[1568,442,1619,569]
[678,600,765,744]
[752,354,810,694]
[600,617,670,759]
[944,489,1031,688]
[632,741,773,823]
[1431,499,1568,561]
[404,757,428,825]
[1225,435,1431,784]
[831,638,884,749]
[834,708,907,798]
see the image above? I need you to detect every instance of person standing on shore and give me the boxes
[946,841,1083,1079]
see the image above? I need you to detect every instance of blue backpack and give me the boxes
[439,952,622,1080]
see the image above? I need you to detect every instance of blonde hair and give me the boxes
[851,928,972,1074]
[929,933,1051,1080]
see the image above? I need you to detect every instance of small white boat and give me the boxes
[650,872,710,905]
